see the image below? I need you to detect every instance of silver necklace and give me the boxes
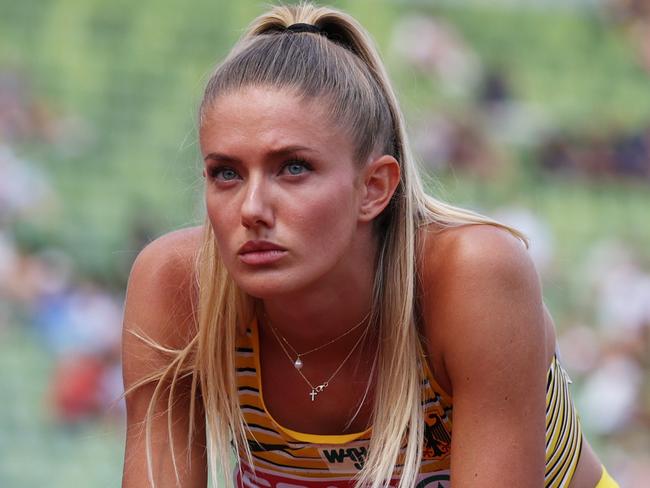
[265,315,371,401]
[265,311,370,370]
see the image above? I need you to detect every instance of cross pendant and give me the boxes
[309,383,327,401]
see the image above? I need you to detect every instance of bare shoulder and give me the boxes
[418,223,539,319]
[129,224,203,288]
[418,223,548,484]
[122,225,208,486]
[417,223,547,390]
[418,222,532,284]
[122,225,203,364]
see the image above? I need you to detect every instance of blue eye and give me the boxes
[283,160,311,176]
[209,166,239,181]
[220,168,239,180]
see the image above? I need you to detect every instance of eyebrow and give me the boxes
[203,145,316,162]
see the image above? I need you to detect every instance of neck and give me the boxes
[261,230,378,349]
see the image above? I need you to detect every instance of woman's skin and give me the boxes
[122,87,604,487]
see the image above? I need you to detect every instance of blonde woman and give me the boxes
[121,3,618,487]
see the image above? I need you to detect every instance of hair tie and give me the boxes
[286,23,322,35]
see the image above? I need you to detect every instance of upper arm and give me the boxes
[121,226,207,488]
[421,224,547,487]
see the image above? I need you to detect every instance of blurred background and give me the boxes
[1,0,649,486]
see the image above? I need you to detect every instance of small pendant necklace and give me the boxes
[265,310,370,370]
[265,313,371,401]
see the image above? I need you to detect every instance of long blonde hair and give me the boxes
[124,3,528,487]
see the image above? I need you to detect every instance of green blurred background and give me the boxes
[1,0,649,486]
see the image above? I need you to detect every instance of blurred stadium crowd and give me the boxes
[0,155,124,427]
[0,71,126,427]
[1,0,649,486]
[394,6,650,181]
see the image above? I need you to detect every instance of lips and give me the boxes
[238,240,287,265]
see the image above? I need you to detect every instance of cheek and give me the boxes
[288,183,359,247]
[205,193,238,250]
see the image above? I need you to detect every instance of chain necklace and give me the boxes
[265,310,370,370]
[265,314,371,401]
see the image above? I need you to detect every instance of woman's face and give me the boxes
[199,87,368,299]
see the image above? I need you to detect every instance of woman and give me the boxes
[121,3,618,487]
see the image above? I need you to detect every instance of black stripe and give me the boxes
[236,347,253,353]
[247,440,322,460]
[550,379,571,461]
[238,386,259,394]
[251,454,329,472]
[547,359,555,389]
[422,397,440,407]
[545,367,560,416]
[545,381,576,482]
[546,425,581,487]
[241,404,266,414]
[236,367,257,373]
[246,422,283,436]
[545,427,578,487]
[547,407,578,481]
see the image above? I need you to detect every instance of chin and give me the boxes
[231,271,302,299]
[230,266,321,300]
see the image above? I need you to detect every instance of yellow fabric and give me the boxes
[235,320,452,484]
[234,320,584,487]
[595,466,620,488]
[544,355,583,487]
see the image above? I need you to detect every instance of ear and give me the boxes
[358,155,400,223]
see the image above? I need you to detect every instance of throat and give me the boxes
[257,322,378,436]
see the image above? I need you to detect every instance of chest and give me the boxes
[258,330,378,435]
[235,323,454,447]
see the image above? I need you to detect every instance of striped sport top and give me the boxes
[234,321,583,487]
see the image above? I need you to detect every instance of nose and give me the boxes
[240,175,274,229]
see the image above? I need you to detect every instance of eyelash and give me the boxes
[281,158,312,176]
[206,158,313,182]
[207,166,238,181]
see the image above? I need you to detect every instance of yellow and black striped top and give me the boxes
[234,321,582,487]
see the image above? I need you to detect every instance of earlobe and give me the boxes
[358,155,400,222]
